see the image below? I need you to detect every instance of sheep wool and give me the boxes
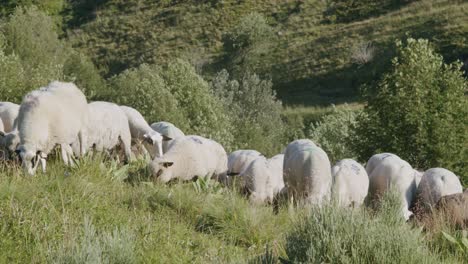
[120,106,163,158]
[0,102,20,133]
[367,153,417,220]
[16,81,89,175]
[415,168,463,212]
[150,121,185,152]
[72,102,132,162]
[149,135,227,183]
[283,139,332,205]
[331,159,369,207]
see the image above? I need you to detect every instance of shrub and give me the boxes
[223,12,275,74]
[110,60,234,149]
[280,194,442,263]
[212,69,285,155]
[308,105,360,163]
[324,0,416,23]
[353,38,467,184]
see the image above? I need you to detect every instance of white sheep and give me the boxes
[71,102,132,162]
[365,152,397,176]
[16,81,89,175]
[150,121,185,152]
[0,102,20,159]
[415,168,463,211]
[331,159,369,207]
[367,153,417,220]
[149,135,227,183]
[241,154,285,204]
[0,102,20,132]
[283,139,332,205]
[120,106,163,159]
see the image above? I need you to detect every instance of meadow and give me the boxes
[0,154,466,263]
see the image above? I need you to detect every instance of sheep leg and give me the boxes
[78,130,87,157]
[61,144,69,166]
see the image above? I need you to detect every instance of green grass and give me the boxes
[62,0,468,105]
[0,155,465,263]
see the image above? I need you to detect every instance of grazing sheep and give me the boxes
[0,102,20,159]
[71,102,132,162]
[0,102,20,132]
[241,154,285,204]
[228,150,262,176]
[150,121,185,152]
[16,81,89,175]
[414,168,463,212]
[365,152,397,176]
[331,159,369,207]
[367,153,417,220]
[149,135,227,183]
[283,139,332,205]
[120,106,163,159]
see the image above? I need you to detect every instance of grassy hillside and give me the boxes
[0,157,466,263]
[63,0,468,105]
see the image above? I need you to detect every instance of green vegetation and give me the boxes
[0,158,465,263]
[353,38,467,184]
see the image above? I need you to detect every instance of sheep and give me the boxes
[71,102,132,162]
[414,168,463,213]
[225,149,262,186]
[0,102,20,159]
[241,154,285,204]
[367,153,417,220]
[16,81,88,175]
[0,102,20,132]
[120,106,163,159]
[150,121,185,152]
[365,152,397,176]
[331,159,369,207]
[149,135,227,183]
[283,139,332,205]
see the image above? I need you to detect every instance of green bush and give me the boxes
[280,193,442,263]
[0,6,102,102]
[110,60,234,149]
[308,105,360,163]
[0,0,65,17]
[211,69,285,156]
[324,0,416,23]
[223,12,275,75]
[353,38,467,183]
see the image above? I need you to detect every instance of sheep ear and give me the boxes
[162,162,174,168]
[143,134,154,144]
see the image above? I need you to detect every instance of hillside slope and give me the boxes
[62,0,467,105]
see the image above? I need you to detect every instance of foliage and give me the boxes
[223,12,275,75]
[441,231,468,256]
[63,51,106,100]
[50,217,137,264]
[0,0,65,17]
[212,69,285,156]
[353,38,467,183]
[110,60,234,149]
[308,105,360,163]
[324,0,416,23]
[0,6,102,102]
[279,195,442,263]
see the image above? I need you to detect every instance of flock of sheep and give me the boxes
[0,81,465,220]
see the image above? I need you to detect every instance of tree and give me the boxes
[353,38,467,184]
[212,69,284,155]
[223,12,275,75]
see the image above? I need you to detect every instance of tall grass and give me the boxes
[0,157,464,263]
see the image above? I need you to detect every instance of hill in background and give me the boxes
[60,0,467,105]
